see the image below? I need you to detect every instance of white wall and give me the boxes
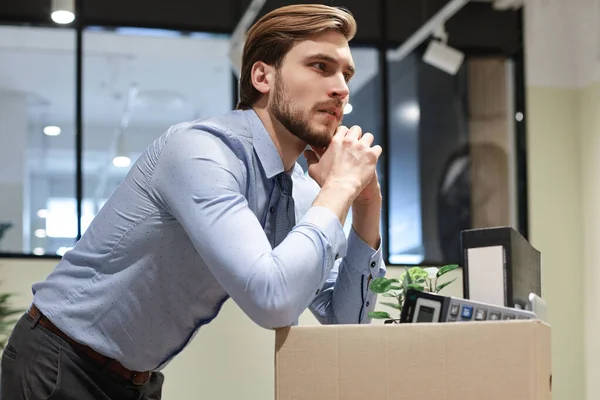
[580,81,600,400]
[525,1,600,399]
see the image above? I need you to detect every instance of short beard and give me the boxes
[269,71,336,148]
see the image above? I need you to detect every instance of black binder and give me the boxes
[460,226,541,309]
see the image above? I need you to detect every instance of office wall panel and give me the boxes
[82,0,236,32]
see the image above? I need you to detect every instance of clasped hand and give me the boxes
[304,125,382,206]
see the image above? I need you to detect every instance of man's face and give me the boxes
[268,30,355,148]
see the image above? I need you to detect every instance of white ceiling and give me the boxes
[0,25,378,178]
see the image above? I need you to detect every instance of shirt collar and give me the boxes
[243,108,285,179]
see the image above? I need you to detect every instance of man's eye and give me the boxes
[312,62,326,71]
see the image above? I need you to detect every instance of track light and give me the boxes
[423,40,464,75]
[51,0,75,24]
[388,0,469,63]
[422,24,464,75]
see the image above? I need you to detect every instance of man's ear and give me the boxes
[251,61,274,95]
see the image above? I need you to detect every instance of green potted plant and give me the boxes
[0,222,12,252]
[0,290,22,390]
[368,264,459,322]
[0,224,21,350]
[0,292,22,350]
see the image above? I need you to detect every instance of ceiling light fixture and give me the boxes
[112,133,131,168]
[113,156,131,168]
[43,125,61,136]
[51,0,75,24]
[34,229,47,238]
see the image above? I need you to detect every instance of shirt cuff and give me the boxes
[345,227,385,279]
[298,206,348,262]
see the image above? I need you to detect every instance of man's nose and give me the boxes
[328,75,349,100]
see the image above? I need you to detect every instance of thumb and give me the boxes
[309,145,327,158]
[304,149,319,167]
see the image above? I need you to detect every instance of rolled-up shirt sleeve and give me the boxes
[149,128,347,329]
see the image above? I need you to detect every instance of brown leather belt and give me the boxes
[27,304,151,386]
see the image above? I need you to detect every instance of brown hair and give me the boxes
[236,4,357,110]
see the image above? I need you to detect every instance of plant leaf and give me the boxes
[436,277,458,293]
[408,267,429,281]
[368,311,391,319]
[437,264,459,277]
[382,293,397,298]
[407,283,425,291]
[369,277,400,294]
[0,319,18,330]
[0,308,23,317]
[404,267,413,284]
[381,301,402,310]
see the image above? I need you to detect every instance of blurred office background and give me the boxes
[0,1,594,399]
[0,0,526,265]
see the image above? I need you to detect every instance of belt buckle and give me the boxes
[131,371,150,386]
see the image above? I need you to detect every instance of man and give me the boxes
[1,4,385,399]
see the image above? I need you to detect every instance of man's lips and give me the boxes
[317,107,341,119]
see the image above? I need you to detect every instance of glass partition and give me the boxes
[81,27,233,232]
[0,25,76,255]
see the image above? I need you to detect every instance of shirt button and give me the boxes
[370,261,376,268]
[366,301,370,307]
[315,289,320,295]
[270,207,275,213]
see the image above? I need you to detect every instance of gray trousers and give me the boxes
[1,313,164,400]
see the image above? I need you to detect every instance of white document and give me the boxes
[467,245,506,306]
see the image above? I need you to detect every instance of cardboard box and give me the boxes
[275,320,551,400]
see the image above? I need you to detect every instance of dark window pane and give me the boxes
[387,49,519,265]
[387,53,424,265]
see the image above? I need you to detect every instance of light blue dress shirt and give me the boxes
[32,109,386,372]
